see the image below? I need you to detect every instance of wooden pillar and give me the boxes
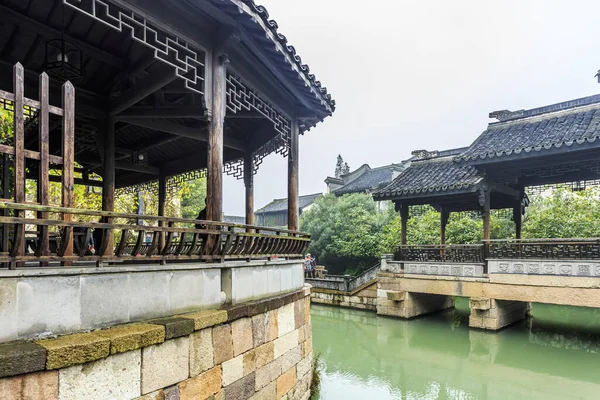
[514,184,524,240]
[244,152,255,228]
[61,81,75,264]
[287,119,299,231]
[207,53,227,223]
[158,169,167,250]
[440,208,450,245]
[101,116,115,255]
[396,202,409,246]
[37,73,50,264]
[480,187,491,241]
[12,64,25,268]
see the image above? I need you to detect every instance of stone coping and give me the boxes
[399,274,489,283]
[0,259,302,278]
[0,286,311,379]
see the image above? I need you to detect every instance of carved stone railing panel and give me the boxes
[486,239,600,260]
[487,259,600,277]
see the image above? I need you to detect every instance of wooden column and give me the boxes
[37,73,50,263]
[12,64,25,268]
[513,205,522,239]
[480,187,491,241]
[61,81,75,264]
[287,119,299,231]
[440,208,450,245]
[244,152,255,228]
[396,202,409,246]
[207,53,227,222]
[158,169,167,250]
[101,117,115,256]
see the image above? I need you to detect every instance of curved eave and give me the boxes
[216,0,335,118]
[373,183,480,202]
[454,136,600,165]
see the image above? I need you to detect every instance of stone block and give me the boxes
[150,317,195,340]
[212,324,233,365]
[179,365,222,400]
[298,326,305,344]
[293,300,304,330]
[0,341,46,378]
[255,357,281,391]
[95,323,165,354]
[386,291,405,302]
[224,303,249,321]
[470,297,491,310]
[180,309,228,331]
[128,272,171,321]
[280,345,302,373]
[232,318,253,357]
[190,328,214,376]
[252,314,266,347]
[222,354,244,386]
[163,386,179,400]
[59,350,141,400]
[0,370,58,400]
[80,274,130,329]
[141,337,189,394]
[266,310,278,342]
[277,303,295,337]
[267,267,282,297]
[249,381,276,400]
[170,270,211,313]
[296,354,312,379]
[304,297,310,325]
[37,333,110,370]
[243,348,257,376]
[302,339,313,359]
[134,390,165,400]
[274,330,299,359]
[232,267,255,303]
[17,277,81,339]
[254,342,275,370]
[223,372,255,400]
[276,367,296,399]
[0,279,17,342]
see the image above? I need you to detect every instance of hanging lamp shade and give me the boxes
[44,38,83,81]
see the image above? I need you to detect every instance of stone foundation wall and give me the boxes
[310,281,377,311]
[0,287,313,400]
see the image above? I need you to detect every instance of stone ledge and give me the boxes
[149,318,195,340]
[0,341,47,378]
[386,291,405,302]
[179,310,228,331]
[95,324,165,354]
[37,333,110,370]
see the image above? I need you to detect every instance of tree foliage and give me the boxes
[334,155,350,178]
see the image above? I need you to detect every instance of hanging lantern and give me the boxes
[43,2,83,81]
[44,38,83,81]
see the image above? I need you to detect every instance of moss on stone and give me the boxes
[36,333,110,370]
[95,323,165,354]
[179,310,228,330]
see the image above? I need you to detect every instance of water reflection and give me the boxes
[312,302,600,400]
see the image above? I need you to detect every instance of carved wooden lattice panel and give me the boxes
[64,0,206,94]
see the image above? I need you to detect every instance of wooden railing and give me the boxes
[485,238,600,260]
[0,202,309,268]
[396,244,485,263]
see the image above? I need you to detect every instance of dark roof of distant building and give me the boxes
[256,193,322,214]
[374,148,481,200]
[456,94,600,163]
[224,215,246,225]
[334,164,405,195]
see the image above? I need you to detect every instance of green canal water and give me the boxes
[311,299,600,400]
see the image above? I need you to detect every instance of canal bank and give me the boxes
[311,302,600,400]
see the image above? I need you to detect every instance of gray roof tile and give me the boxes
[256,193,322,214]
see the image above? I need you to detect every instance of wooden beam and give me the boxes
[116,117,245,151]
[82,158,159,175]
[117,105,206,119]
[207,54,227,222]
[109,67,178,115]
[287,118,299,231]
[490,182,520,199]
[0,5,124,69]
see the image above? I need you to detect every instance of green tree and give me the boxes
[180,178,207,219]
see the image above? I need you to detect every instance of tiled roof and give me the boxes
[256,193,322,214]
[334,165,403,195]
[374,151,482,200]
[457,95,600,162]
[224,215,246,225]
[212,0,335,116]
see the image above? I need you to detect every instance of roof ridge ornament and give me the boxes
[411,149,438,160]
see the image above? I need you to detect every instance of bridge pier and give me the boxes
[469,298,530,330]
[377,290,453,319]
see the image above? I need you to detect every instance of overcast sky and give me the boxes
[223,0,600,216]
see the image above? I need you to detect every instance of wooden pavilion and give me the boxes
[375,94,600,268]
[0,0,334,266]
